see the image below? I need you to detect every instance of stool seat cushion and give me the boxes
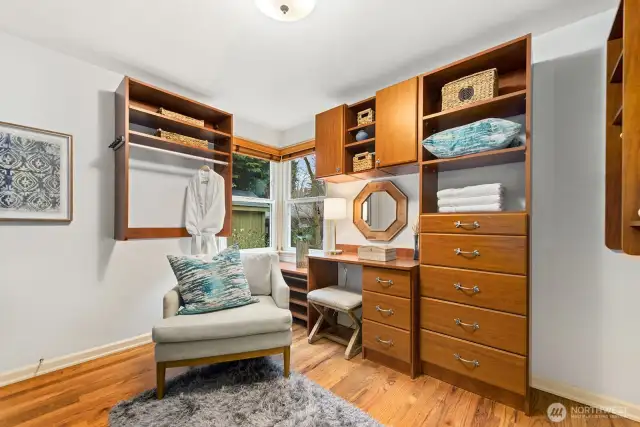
[307,286,362,311]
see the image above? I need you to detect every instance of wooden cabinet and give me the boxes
[375,77,419,169]
[315,105,346,179]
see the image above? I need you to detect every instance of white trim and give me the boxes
[532,376,640,422]
[0,333,152,387]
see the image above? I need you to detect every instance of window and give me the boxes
[230,153,275,249]
[285,154,326,250]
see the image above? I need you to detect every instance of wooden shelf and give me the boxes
[128,130,230,160]
[612,106,623,126]
[289,286,308,294]
[610,51,624,84]
[423,90,527,131]
[348,168,391,179]
[290,297,308,307]
[630,221,640,228]
[291,311,308,322]
[129,105,232,141]
[421,211,525,216]
[422,146,526,172]
[345,138,375,149]
[347,121,376,132]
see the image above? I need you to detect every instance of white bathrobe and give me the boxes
[185,169,226,256]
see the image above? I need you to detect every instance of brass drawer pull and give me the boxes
[454,353,480,367]
[454,220,480,230]
[376,277,394,287]
[375,305,395,316]
[453,283,480,293]
[455,318,480,330]
[375,336,394,346]
[454,248,480,257]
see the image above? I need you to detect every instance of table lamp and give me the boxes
[324,198,347,255]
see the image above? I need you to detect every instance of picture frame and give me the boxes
[0,121,73,222]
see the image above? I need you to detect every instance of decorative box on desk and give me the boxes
[358,245,396,262]
[307,250,420,378]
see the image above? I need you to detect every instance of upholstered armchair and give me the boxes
[152,252,292,399]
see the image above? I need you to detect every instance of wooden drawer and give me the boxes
[420,298,527,355]
[363,291,411,330]
[420,265,527,315]
[420,213,527,236]
[420,330,526,395]
[363,320,411,363]
[362,266,411,298]
[420,234,527,275]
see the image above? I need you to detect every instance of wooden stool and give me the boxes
[307,286,362,360]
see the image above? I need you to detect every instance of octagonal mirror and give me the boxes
[353,181,408,241]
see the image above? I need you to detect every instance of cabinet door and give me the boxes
[376,77,418,167]
[315,105,346,178]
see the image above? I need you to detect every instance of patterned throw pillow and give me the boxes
[167,246,258,315]
[422,118,521,159]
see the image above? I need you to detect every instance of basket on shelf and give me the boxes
[441,68,498,111]
[156,129,209,149]
[353,151,375,172]
[357,108,375,126]
[157,108,205,127]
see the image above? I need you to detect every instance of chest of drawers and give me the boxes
[419,213,529,411]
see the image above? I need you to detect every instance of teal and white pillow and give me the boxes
[422,118,521,159]
[167,245,258,315]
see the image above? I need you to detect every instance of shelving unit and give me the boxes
[605,0,640,254]
[113,76,233,240]
[344,96,389,179]
[279,262,309,326]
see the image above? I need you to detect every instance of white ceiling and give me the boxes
[0,0,616,133]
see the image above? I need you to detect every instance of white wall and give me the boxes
[0,31,277,375]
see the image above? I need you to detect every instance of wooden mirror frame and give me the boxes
[353,181,408,241]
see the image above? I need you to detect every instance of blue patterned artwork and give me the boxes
[0,122,72,221]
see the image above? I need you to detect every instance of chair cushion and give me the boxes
[240,251,273,296]
[167,246,258,315]
[307,286,362,311]
[152,296,292,343]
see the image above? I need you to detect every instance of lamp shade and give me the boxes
[324,198,347,220]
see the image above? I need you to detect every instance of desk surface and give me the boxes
[279,262,308,276]
[307,253,419,271]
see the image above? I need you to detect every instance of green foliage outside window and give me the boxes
[232,153,270,198]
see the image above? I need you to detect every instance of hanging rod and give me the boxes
[129,142,229,166]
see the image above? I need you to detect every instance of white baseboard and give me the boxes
[0,333,152,388]
[533,376,640,422]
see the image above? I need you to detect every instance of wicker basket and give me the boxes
[157,108,204,127]
[441,68,498,111]
[353,152,374,172]
[357,108,375,126]
[156,129,208,149]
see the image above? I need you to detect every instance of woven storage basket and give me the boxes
[353,152,374,172]
[357,108,375,126]
[157,108,204,127]
[441,68,498,111]
[156,129,208,149]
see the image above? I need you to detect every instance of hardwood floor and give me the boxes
[0,323,636,427]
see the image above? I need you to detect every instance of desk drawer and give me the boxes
[420,213,527,235]
[420,234,527,275]
[420,265,527,315]
[363,291,411,330]
[421,298,527,355]
[362,267,411,298]
[420,330,526,395]
[363,320,411,363]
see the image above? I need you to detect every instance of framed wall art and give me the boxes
[0,121,73,222]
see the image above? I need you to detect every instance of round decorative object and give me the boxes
[356,130,369,141]
[458,86,475,102]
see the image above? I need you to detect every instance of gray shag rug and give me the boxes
[109,357,382,427]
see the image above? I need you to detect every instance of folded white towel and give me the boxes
[438,203,503,213]
[437,183,504,199]
[438,195,503,208]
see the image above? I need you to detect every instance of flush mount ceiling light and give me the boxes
[255,0,317,22]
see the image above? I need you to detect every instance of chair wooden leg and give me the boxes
[308,304,325,344]
[283,346,291,378]
[156,362,166,399]
[345,309,363,360]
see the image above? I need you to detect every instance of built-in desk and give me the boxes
[307,252,420,377]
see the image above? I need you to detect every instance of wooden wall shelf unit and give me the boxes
[113,77,233,240]
[418,35,532,413]
[606,0,640,254]
[279,262,309,325]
